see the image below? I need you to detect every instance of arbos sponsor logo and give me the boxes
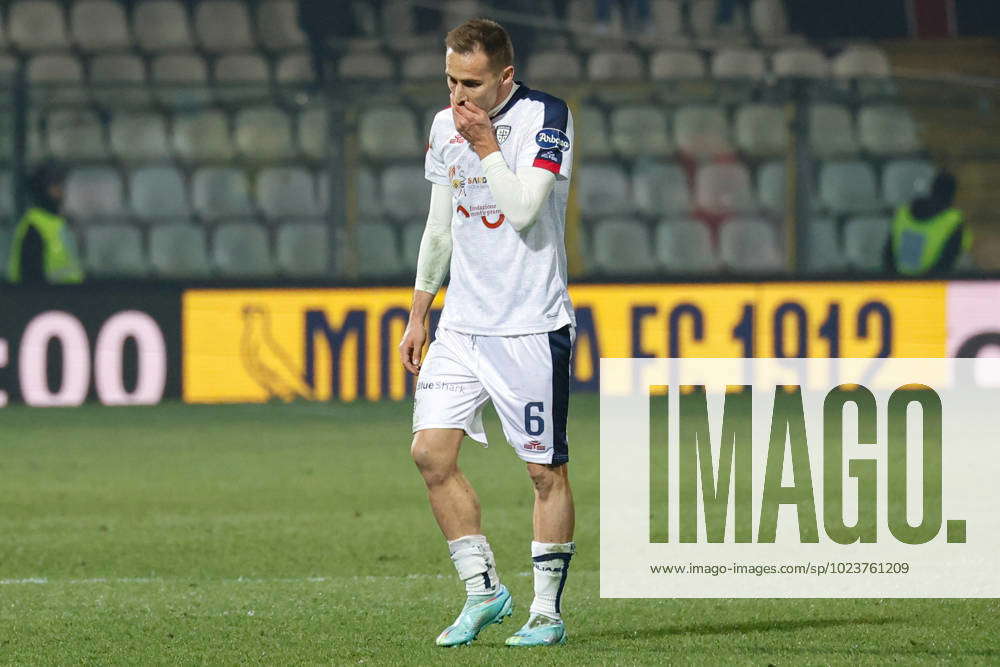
[535,128,570,152]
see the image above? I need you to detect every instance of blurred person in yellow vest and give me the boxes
[7,161,84,285]
[883,170,972,275]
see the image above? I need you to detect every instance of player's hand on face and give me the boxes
[399,323,427,375]
[452,97,497,152]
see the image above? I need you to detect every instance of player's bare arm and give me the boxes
[400,290,433,375]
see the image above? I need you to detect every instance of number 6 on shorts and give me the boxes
[524,401,544,436]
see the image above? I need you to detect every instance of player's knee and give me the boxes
[527,462,567,499]
[410,435,455,487]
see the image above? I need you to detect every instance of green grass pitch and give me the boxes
[1,394,997,664]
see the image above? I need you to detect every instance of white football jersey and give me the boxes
[424,81,576,336]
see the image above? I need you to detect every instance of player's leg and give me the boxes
[474,325,576,646]
[411,328,512,646]
[410,427,480,540]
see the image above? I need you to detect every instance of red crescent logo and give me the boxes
[482,214,505,229]
[456,205,470,218]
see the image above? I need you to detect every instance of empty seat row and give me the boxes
[59,162,430,223]
[534,44,889,84]
[62,165,330,222]
[13,50,392,95]
[579,103,920,159]
[586,216,895,276]
[1,0,305,53]
[576,158,936,219]
[0,0,799,55]
[74,221,330,278]
[33,106,327,162]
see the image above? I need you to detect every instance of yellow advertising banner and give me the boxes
[182,282,947,403]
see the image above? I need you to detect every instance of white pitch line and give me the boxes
[0,571,542,586]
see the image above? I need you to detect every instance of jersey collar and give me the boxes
[489,81,527,118]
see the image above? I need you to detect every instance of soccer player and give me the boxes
[398,18,577,648]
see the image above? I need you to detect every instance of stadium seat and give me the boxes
[275,52,315,85]
[735,104,786,157]
[65,167,126,221]
[695,162,755,214]
[8,0,69,51]
[28,55,86,105]
[858,106,921,155]
[381,0,435,52]
[71,0,130,51]
[526,51,583,83]
[818,161,881,214]
[133,0,195,51]
[772,47,829,78]
[655,219,719,272]
[577,164,632,218]
[151,54,211,107]
[756,161,785,213]
[130,166,191,221]
[257,167,320,219]
[0,170,12,218]
[110,112,172,161]
[831,45,891,79]
[90,55,151,108]
[46,110,108,160]
[587,50,645,85]
[214,54,271,104]
[610,106,672,157]
[843,216,890,271]
[276,222,329,277]
[649,50,706,79]
[192,167,254,221]
[320,165,379,218]
[150,224,212,277]
[358,106,421,159]
[213,222,275,277]
[719,218,783,272]
[195,1,254,52]
[338,50,395,80]
[712,48,767,79]
[591,219,657,275]
[651,0,685,43]
[402,51,445,82]
[381,164,430,222]
[172,109,235,161]
[632,160,690,217]
[256,0,307,51]
[809,104,859,158]
[235,107,295,160]
[575,106,613,159]
[298,106,327,160]
[688,0,719,41]
[751,0,789,42]
[882,159,935,208]
[401,222,424,271]
[805,217,847,272]
[349,222,402,278]
[85,224,147,277]
[0,228,11,276]
[674,105,732,158]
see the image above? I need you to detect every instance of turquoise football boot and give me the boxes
[435,585,513,647]
[505,612,567,646]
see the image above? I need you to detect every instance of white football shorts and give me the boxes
[412,324,574,465]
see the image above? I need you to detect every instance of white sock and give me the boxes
[447,534,500,596]
[530,541,575,620]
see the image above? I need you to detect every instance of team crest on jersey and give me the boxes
[494,125,511,144]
